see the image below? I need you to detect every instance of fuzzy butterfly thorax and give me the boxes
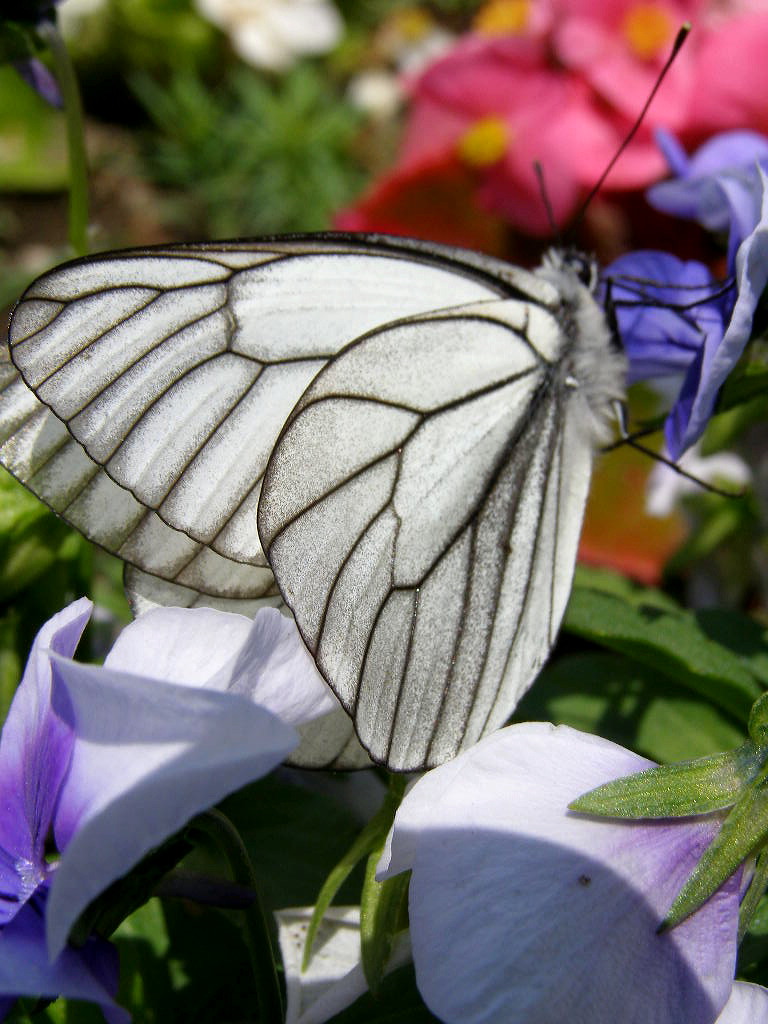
[536,247,627,448]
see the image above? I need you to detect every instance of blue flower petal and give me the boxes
[603,251,727,384]
[0,599,92,924]
[670,167,768,456]
[0,896,127,1024]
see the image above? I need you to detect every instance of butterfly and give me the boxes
[0,232,626,771]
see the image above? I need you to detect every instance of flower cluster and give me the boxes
[337,0,768,250]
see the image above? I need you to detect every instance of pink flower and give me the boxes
[687,13,768,137]
[338,30,661,239]
[553,0,704,132]
[337,0,768,243]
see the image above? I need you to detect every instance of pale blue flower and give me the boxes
[0,598,334,1019]
[379,723,745,1024]
[605,131,768,457]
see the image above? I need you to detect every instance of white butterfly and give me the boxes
[0,234,625,771]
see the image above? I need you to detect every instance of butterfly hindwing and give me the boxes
[258,291,606,771]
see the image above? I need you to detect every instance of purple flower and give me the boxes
[602,249,732,459]
[605,130,768,457]
[649,130,768,271]
[0,598,334,1019]
[378,723,745,1024]
[2,2,63,106]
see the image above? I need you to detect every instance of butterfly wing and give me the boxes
[0,351,283,599]
[1,235,532,771]
[4,237,515,591]
[258,294,603,771]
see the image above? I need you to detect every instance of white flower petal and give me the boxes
[224,607,337,725]
[382,723,740,1024]
[234,21,295,70]
[276,906,411,1024]
[47,657,297,959]
[264,1,343,54]
[715,982,768,1023]
[105,606,336,725]
[104,605,252,686]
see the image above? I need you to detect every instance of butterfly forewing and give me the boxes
[5,239,513,579]
[0,355,279,600]
[258,287,611,771]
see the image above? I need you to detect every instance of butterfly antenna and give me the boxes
[625,436,746,499]
[533,161,562,242]
[571,22,691,228]
[604,404,746,499]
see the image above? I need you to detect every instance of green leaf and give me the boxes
[0,613,21,722]
[70,835,192,946]
[571,565,679,612]
[712,335,768,419]
[115,896,257,1022]
[569,742,761,818]
[0,67,67,191]
[0,470,83,601]
[739,848,768,942]
[564,585,762,720]
[132,63,364,238]
[360,848,409,995]
[0,22,39,63]
[665,496,754,573]
[303,775,406,970]
[662,764,768,930]
[516,651,745,763]
[696,610,768,691]
[218,774,366,913]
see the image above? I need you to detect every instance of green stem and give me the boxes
[189,809,284,1023]
[37,21,89,256]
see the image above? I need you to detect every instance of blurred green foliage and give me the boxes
[0,66,67,191]
[132,63,364,237]
[0,471,130,720]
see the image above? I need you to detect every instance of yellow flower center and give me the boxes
[457,117,509,167]
[391,7,434,42]
[622,3,674,60]
[473,0,531,35]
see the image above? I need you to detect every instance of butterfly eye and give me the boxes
[566,251,598,290]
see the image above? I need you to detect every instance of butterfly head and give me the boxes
[540,247,600,292]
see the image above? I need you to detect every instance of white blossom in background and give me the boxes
[195,0,343,71]
[645,445,751,518]
[57,0,107,38]
[276,906,411,1024]
[346,70,403,121]
[347,9,454,119]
